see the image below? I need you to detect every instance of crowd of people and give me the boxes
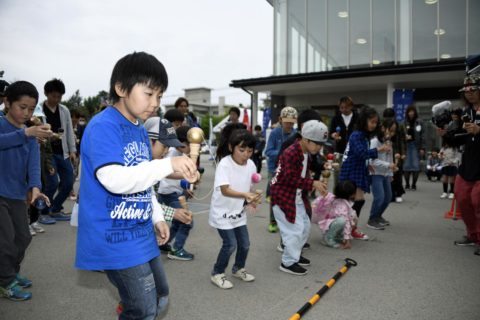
[0,51,479,320]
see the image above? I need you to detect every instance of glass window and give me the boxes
[288,0,306,74]
[468,0,480,56]
[349,0,371,67]
[307,0,327,72]
[372,0,395,66]
[412,0,437,62]
[327,0,348,70]
[439,0,466,60]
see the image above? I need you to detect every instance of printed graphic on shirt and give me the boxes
[104,140,153,244]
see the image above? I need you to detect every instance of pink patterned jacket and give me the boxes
[311,193,356,240]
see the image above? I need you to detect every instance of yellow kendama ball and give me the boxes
[187,127,204,144]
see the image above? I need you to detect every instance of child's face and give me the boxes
[5,95,37,127]
[231,144,253,165]
[407,110,415,119]
[118,83,163,122]
[45,91,63,107]
[229,111,239,123]
[367,116,378,132]
[151,140,169,159]
[177,143,190,155]
[177,101,189,114]
[281,119,294,133]
[432,151,438,157]
[384,124,397,138]
[172,120,183,129]
[339,102,353,115]
[305,139,323,155]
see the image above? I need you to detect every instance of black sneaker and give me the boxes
[377,217,390,226]
[298,256,310,266]
[411,185,417,191]
[279,263,307,276]
[302,242,311,250]
[454,236,475,246]
[159,244,172,252]
[405,185,410,190]
[474,247,480,256]
[367,219,385,230]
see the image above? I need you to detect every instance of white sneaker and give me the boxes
[232,268,255,282]
[395,197,403,203]
[448,193,454,199]
[31,222,45,233]
[29,225,36,236]
[440,192,448,199]
[211,273,233,289]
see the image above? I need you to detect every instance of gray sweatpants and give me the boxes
[0,196,31,287]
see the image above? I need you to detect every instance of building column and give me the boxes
[251,91,258,127]
[386,82,394,109]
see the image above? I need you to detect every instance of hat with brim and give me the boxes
[144,117,184,148]
[459,74,480,92]
[280,106,298,123]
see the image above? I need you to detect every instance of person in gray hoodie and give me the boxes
[367,118,398,230]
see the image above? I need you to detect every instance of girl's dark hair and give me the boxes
[298,109,322,127]
[383,108,395,119]
[405,105,418,122]
[175,125,191,143]
[228,107,241,117]
[44,78,65,95]
[174,97,189,108]
[164,108,185,123]
[5,81,39,105]
[109,52,168,103]
[355,105,379,138]
[377,118,397,142]
[216,123,248,161]
[334,180,357,200]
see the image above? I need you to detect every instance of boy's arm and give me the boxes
[27,140,42,191]
[64,107,77,154]
[159,203,175,223]
[96,159,174,194]
[0,129,29,150]
[264,129,279,158]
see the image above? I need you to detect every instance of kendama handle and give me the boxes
[178,195,189,211]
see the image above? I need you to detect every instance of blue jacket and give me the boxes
[0,117,41,200]
[339,130,378,192]
[265,126,296,173]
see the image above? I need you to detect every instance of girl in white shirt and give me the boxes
[209,125,261,289]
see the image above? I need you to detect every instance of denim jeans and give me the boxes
[273,203,310,267]
[157,192,193,250]
[370,175,392,221]
[43,154,74,214]
[105,256,169,320]
[212,225,250,275]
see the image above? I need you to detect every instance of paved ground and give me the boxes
[1,155,479,320]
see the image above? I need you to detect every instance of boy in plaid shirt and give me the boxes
[270,120,328,275]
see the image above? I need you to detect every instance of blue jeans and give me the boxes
[370,175,392,221]
[157,192,193,250]
[273,203,311,267]
[105,256,169,320]
[212,225,250,275]
[43,154,74,213]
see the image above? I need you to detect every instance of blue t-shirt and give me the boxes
[75,107,159,270]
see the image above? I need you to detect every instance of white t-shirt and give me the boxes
[158,147,184,195]
[295,153,308,204]
[342,113,353,127]
[209,155,256,230]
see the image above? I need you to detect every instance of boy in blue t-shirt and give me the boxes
[75,52,197,319]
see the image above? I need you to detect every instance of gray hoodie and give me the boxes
[369,137,393,177]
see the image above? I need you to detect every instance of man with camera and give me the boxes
[436,74,480,256]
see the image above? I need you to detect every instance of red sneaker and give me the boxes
[351,228,369,240]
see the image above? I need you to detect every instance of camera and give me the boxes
[462,114,472,123]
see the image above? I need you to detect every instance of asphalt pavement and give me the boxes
[1,155,479,320]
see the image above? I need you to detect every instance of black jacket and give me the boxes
[330,112,358,154]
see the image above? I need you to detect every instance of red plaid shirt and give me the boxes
[270,141,313,223]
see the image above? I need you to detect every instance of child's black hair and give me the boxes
[254,125,262,131]
[216,123,247,161]
[334,180,357,200]
[355,105,379,138]
[109,52,168,104]
[164,108,185,123]
[298,109,322,127]
[228,107,241,117]
[175,125,190,144]
[431,147,440,153]
[383,108,395,119]
[5,81,39,105]
[44,78,65,95]
[377,118,397,142]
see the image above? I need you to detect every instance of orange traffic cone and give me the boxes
[444,195,462,220]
